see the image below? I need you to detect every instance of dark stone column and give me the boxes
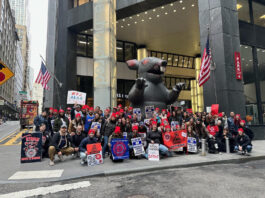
[198,0,246,117]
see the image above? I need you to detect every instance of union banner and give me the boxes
[162,130,187,151]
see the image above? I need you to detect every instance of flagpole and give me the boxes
[40,55,63,88]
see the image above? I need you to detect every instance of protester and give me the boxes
[108,126,124,161]
[34,110,48,131]
[128,125,141,158]
[71,125,86,158]
[216,127,234,153]
[71,104,83,120]
[84,107,95,133]
[48,124,74,166]
[239,120,254,142]
[69,113,84,136]
[36,123,50,158]
[53,109,69,133]
[65,107,72,121]
[235,128,252,154]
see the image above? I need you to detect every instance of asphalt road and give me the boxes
[1,159,265,198]
[0,121,20,140]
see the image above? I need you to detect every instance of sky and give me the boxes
[28,0,48,80]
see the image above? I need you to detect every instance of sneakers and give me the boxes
[58,155,64,162]
[49,160,55,166]
[80,159,85,165]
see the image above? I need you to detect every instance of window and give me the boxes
[257,48,265,103]
[253,2,265,27]
[237,0,251,23]
[76,34,86,56]
[167,54,173,66]
[87,36,93,58]
[117,41,123,62]
[73,0,90,8]
[124,43,134,61]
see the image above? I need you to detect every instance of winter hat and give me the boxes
[162,109,166,112]
[240,120,246,124]
[218,113,223,117]
[75,113,81,118]
[132,125,138,131]
[49,107,53,111]
[59,109,64,113]
[67,107,71,111]
[128,115,132,119]
[238,128,244,133]
[129,107,133,110]
[151,121,157,126]
[155,107,160,111]
[88,129,95,135]
[111,113,116,118]
[89,107,94,111]
[114,126,121,134]
[165,125,171,129]
[118,104,122,108]
[120,109,124,113]
[53,109,58,113]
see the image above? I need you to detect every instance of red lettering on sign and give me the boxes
[234,52,242,80]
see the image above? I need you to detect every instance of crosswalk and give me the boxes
[0,128,33,146]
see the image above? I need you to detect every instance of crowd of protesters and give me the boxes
[33,103,254,166]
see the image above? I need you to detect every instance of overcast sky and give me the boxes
[28,0,48,80]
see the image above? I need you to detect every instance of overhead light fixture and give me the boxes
[180,0,183,3]
[127,24,130,26]
[157,15,160,17]
[122,19,125,21]
[145,11,148,14]
[129,16,132,19]
[245,46,248,49]
[121,26,124,28]
[116,21,118,24]
[165,12,168,15]
[260,15,265,19]
[90,29,93,31]
[149,17,152,20]
[191,4,195,7]
[173,9,176,12]
[262,50,265,53]
[182,7,186,10]
[78,41,86,44]
[153,9,156,12]
[141,19,144,22]
[237,4,242,10]
[161,6,164,9]
[117,47,123,50]
[134,21,137,24]
[137,14,140,17]
[249,60,252,62]
[170,3,173,6]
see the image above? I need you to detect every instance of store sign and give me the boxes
[234,52,242,80]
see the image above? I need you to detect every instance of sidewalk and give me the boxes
[1,140,265,184]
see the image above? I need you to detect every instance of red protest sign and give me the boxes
[234,52,242,80]
[86,143,102,155]
[211,104,219,116]
[162,130,187,151]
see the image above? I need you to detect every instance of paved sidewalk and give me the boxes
[1,140,265,184]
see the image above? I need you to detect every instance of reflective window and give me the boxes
[167,54,173,66]
[163,77,193,91]
[178,56,183,67]
[73,0,90,8]
[117,41,123,62]
[257,48,265,103]
[124,43,134,61]
[237,0,251,23]
[253,2,265,27]
[162,53,167,61]
[87,36,93,58]
[173,55,178,66]
[77,34,86,56]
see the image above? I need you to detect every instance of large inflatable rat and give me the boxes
[126,57,184,114]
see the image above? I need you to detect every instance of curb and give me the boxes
[2,154,265,184]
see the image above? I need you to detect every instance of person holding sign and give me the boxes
[71,125,85,158]
[79,129,98,165]
[53,109,69,133]
[128,125,141,158]
[144,122,171,159]
[48,124,74,166]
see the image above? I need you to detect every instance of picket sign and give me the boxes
[187,137,197,153]
[145,106,154,119]
[148,143,159,161]
[138,132,147,148]
[67,90,86,105]
[111,139,129,160]
[123,132,127,139]
[86,143,103,166]
[131,137,145,156]
[133,108,141,121]
[91,122,101,133]
[21,133,42,163]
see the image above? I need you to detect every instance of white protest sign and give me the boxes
[138,132,147,148]
[67,90,86,105]
[87,151,103,166]
[145,106,154,119]
[91,122,101,133]
[187,137,197,153]
[133,108,141,121]
[131,137,145,156]
[123,132,127,139]
[148,143,159,161]
[206,106,211,113]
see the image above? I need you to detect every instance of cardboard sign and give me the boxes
[187,137,197,153]
[131,137,145,156]
[234,52,242,80]
[21,133,42,163]
[133,108,141,121]
[111,139,129,160]
[86,143,103,166]
[211,104,219,116]
[91,122,101,133]
[138,132,147,148]
[145,106,154,119]
[148,143,159,161]
[162,130,187,151]
[67,90,86,105]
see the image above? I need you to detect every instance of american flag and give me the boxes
[35,62,51,90]
[198,37,212,87]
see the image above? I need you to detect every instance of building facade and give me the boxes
[32,83,43,114]
[13,46,23,108]
[0,0,19,118]
[45,0,265,126]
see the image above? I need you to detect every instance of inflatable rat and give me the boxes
[126,57,184,114]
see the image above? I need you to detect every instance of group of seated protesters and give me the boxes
[33,104,254,166]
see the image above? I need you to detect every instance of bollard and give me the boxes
[201,139,206,156]
[226,137,230,154]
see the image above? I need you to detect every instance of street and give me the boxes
[1,160,265,198]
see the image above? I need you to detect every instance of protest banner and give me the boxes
[148,143,159,161]
[138,132,147,148]
[21,132,42,163]
[145,105,154,119]
[131,137,145,156]
[111,139,129,160]
[211,104,219,115]
[133,108,141,121]
[162,130,187,151]
[86,143,103,166]
[91,122,101,133]
[187,137,197,153]
[67,90,86,105]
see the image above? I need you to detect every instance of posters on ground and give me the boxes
[21,133,42,163]
[131,137,145,156]
[111,139,129,160]
[162,130,187,151]
[148,143,159,161]
[86,143,103,166]
[67,90,86,105]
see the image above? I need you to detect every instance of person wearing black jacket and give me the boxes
[128,125,141,158]
[36,123,50,158]
[144,122,171,159]
[235,128,252,154]
[101,114,116,158]
[48,124,74,166]
[34,111,48,131]
[53,109,69,133]
[216,127,235,153]
[79,129,98,165]
[239,120,254,144]
[71,125,85,158]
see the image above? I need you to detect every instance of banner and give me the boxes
[145,106,154,119]
[133,108,141,121]
[187,137,197,153]
[211,104,219,116]
[86,143,103,166]
[21,133,42,163]
[67,90,86,105]
[131,137,145,156]
[111,139,129,160]
[138,132,147,148]
[234,52,242,80]
[148,143,159,161]
[91,122,101,133]
[163,130,187,151]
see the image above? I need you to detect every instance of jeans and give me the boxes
[144,144,170,159]
[235,145,252,152]
[102,136,109,156]
[80,152,87,161]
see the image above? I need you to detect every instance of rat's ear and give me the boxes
[126,59,139,70]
